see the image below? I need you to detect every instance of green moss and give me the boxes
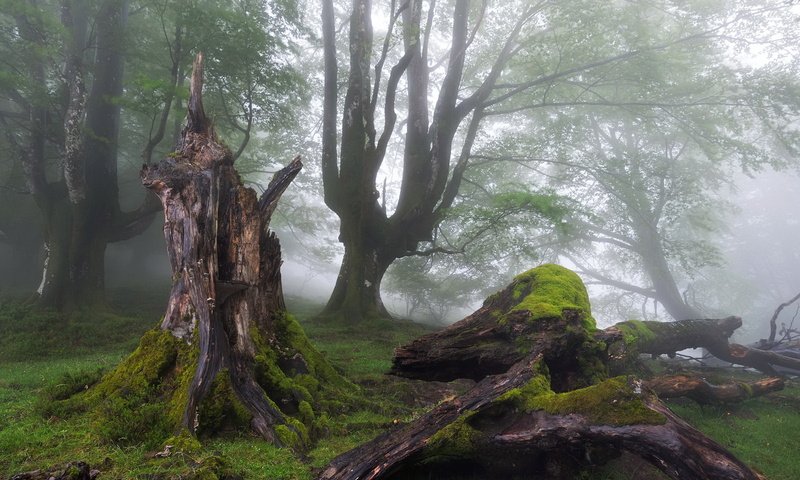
[576,339,610,386]
[425,411,482,458]
[275,423,307,450]
[277,313,353,390]
[186,454,240,480]
[615,320,657,352]
[36,368,104,418]
[197,371,251,435]
[84,328,185,447]
[739,382,753,397]
[502,373,665,426]
[164,431,202,454]
[509,264,595,331]
[298,400,315,426]
[497,362,554,404]
[89,329,181,399]
[166,333,199,431]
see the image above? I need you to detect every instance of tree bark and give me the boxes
[321,366,763,480]
[323,243,392,321]
[319,0,502,322]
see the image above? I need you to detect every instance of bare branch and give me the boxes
[767,290,800,345]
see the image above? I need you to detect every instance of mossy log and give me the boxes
[322,265,766,479]
[392,264,598,385]
[321,363,761,479]
[69,54,351,449]
[611,318,800,375]
[394,273,800,380]
[644,375,784,404]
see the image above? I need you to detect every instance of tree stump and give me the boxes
[63,53,351,449]
[321,264,774,479]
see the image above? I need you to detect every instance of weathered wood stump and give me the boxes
[53,54,352,450]
[321,264,777,479]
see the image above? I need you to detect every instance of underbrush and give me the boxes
[1,294,799,479]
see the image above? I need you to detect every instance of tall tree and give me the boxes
[319,0,796,322]
[7,0,139,308]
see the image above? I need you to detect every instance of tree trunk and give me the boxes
[323,242,392,322]
[36,195,107,309]
[635,220,703,321]
[27,0,138,310]
[644,375,784,404]
[321,265,768,480]
[70,54,352,449]
[319,0,490,323]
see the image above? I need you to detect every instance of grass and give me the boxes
[666,380,800,480]
[1,293,799,479]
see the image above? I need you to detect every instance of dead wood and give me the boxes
[645,375,784,404]
[78,53,349,449]
[610,317,800,375]
[324,265,772,479]
[322,356,763,480]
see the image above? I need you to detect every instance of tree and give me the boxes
[550,112,729,321]
[319,0,799,322]
[53,56,351,448]
[539,101,796,322]
[320,0,562,321]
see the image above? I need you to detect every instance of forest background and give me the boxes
[2,0,800,478]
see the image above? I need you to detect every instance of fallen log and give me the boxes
[324,264,773,479]
[394,291,800,380]
[645,375,784,404]
[611,318,800,375]
[322,356,763,479]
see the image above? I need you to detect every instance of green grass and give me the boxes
[2,294,800,479]
[0,296,437,479]
[666,379,800,480]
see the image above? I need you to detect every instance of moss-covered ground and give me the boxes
[1,292,799,479]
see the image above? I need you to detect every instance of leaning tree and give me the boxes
[320,264,799,479]
[51,55,351,449]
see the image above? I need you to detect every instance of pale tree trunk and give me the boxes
[636,223,703,320]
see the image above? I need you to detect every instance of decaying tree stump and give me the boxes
[321,264,782,479]
[55,53,351,449]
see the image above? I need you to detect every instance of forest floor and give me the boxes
[0,289,798,479]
